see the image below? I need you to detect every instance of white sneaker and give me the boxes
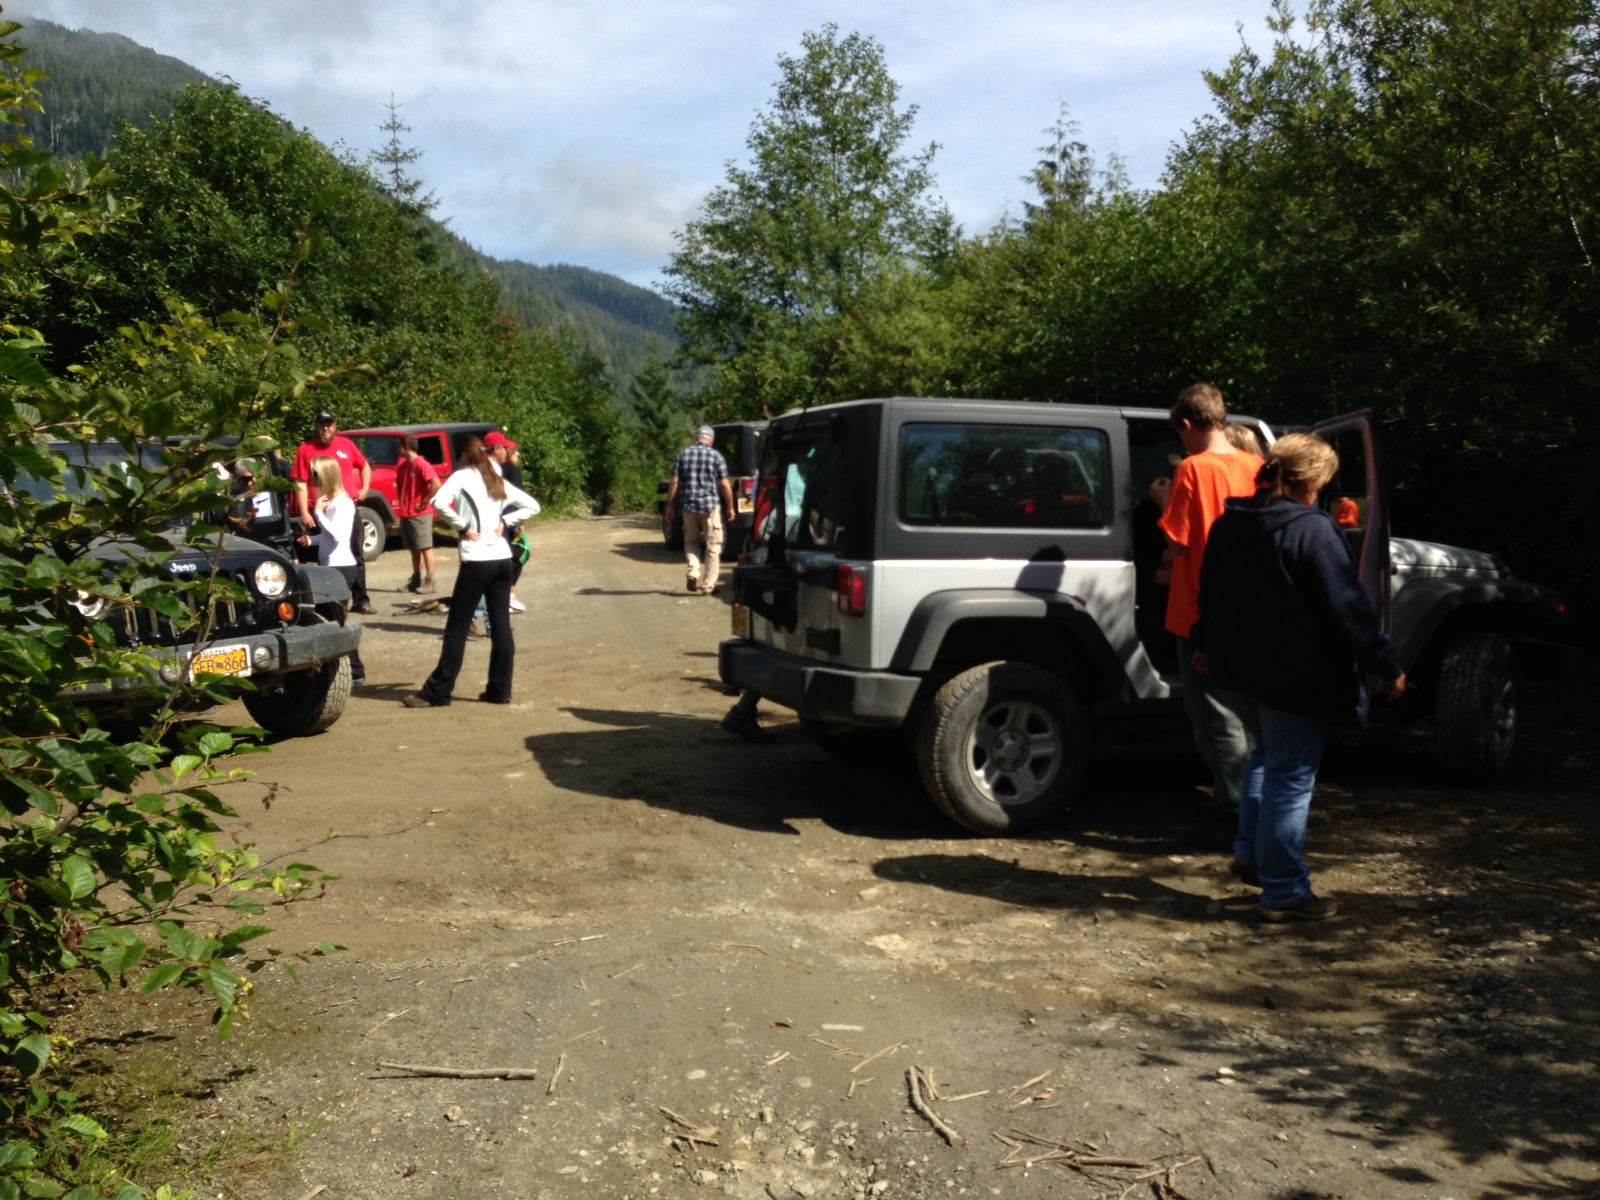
[508,595,527,614]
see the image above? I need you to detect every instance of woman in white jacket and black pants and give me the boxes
[404,437,540,707]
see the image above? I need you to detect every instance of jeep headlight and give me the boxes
[71,591,107,620]
[254,561,290,598]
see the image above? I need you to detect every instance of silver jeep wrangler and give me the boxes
[721,398,1575,834]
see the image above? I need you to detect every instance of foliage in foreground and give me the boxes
[1,16,337,1196]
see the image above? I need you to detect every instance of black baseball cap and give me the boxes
[315,410,336,424]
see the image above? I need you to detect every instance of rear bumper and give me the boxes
[719,640,920,727]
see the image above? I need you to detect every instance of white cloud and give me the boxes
[15,0,1279,283]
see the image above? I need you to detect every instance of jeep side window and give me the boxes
[416,435,447,466]
[1321,428,1369,534]
[898,424,1109,529]
[354,435,400,467]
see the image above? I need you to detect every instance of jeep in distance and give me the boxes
[657,421,768,553]
[722,398,1574,834]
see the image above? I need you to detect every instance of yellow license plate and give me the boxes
[190,644,251,678]
[737,497,754,513]
[731,604,750,638]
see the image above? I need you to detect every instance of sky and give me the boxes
[17,1,1278,287]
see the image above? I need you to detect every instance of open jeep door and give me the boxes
[1311,409,1390,631]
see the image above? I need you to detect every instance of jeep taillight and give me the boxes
[740,476,756,500]
[837,564,866,616]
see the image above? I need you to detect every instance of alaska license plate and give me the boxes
[731,604,750,638]
[190,643,251,679]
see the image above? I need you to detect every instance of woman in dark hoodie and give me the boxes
[1193,434,1406,922]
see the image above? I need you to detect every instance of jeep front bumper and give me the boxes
[720,640,920,727]
[63,621,362,703]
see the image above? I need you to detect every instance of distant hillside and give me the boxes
[9,15,209,157]
[450,244,680,386]
[6,15,682,391]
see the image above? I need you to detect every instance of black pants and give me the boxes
[421,557,514,704]
[345,509,370,607]
[334,565,365,676]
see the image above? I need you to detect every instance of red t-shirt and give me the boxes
[1158,449,1262,638]
[394,455,439,519]
[292,435,368,508]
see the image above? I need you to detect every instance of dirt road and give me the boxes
[144,517,1598,1200]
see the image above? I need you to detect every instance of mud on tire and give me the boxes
[1436,630,1520,782]
[243,655,353,737]
[916,660,1089,835]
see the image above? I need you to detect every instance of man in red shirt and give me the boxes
[395,433,441,594]
[292,410,374,612]
[1154,384,1263,828]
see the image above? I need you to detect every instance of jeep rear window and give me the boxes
[899,424,1109,529]
[762,430,850,549]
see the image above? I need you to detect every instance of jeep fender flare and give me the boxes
[888,588,1132,702]
[1392,577,1564,669]
[295,563,351,608]
[361,494,398,530]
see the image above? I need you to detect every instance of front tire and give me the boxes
[358,506,385,562]
[1436,630,1520,782]
[916,661,1089,834]
[243,656,353,737]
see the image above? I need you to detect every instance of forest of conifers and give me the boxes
[5,2,1597,615]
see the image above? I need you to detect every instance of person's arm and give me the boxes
[719,476,735,521]
[1156,462,1197,554]
[294,481,312,527]
[357,461,372,502]
[664,471,681,523]
[499,482,542,529]
[423,463,441,501]
[430,471,469,532]
[1293,517,1405,695]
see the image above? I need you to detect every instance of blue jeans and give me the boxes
[1222,692,1327,909]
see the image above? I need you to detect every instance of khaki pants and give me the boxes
[683,509,724,593]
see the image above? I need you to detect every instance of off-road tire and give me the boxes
[1436,630,1520,782]
[242,655,353,737]
[358,506,385,562]
[805,721,910,769]
[916,661,1089,834]
[661,507,685,550]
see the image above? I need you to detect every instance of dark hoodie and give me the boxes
[1193,496,1402,723]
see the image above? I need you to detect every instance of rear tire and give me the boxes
[661,507,684,550]
[243,656,353,737]
[916,661,1089,834]
[358,507,385,562]
[1436,630,1520,782]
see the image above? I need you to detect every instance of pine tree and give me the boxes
[370,94,435,213]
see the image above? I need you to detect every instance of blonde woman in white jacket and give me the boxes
[403,437,541,707]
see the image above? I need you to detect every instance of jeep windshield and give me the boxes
[10,442,178,504]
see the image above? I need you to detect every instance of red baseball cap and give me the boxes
[484,430,516,450]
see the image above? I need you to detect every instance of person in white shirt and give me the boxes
[297,456,366,686]
[403,436,541,707]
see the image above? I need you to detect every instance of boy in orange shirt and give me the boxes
[1155,384,1263,826]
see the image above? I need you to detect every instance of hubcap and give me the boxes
[964,698,1062,806]
[1492,678,1517,754]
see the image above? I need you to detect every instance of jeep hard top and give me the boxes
[723,397,1575,833]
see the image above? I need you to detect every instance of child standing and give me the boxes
[299,456,367,686]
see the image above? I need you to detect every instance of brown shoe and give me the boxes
[402,693,436,709]
[1260,896,1338,923]
[418,577,436,594]
[468,620,486,639]
[685,576,699,593]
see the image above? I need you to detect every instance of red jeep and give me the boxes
[342,422,498,561]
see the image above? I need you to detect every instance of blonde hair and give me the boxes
[1257,433,1338,498]
[311,456,345,500]
[1224,424,1265,457]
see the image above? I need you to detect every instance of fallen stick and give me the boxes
[565,1026,604,1043]
[809,1035,864,1056]
[361,1009,410,1039]
[612,963,644,980]
[907,1066,961,1146]
[296,1188,328,1200]
[847,1076,872,1098]
[943,1090,989,1102]
[547,1052,566,1096]
[710,941,767,953]
[852,1042,903,1074]
[659,1105,720,1146]
[1008,1069,1052,1096]
[764,1051,790,1066]
[1469,867,1594,901]
[378,1062,538,1080]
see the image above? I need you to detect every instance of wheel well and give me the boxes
[1409,604,1520,703]
[361,497,396,527]
[926,618,1104,704]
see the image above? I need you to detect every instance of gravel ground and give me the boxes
[82,515,1599,1200]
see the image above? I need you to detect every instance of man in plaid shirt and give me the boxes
[665,425,735,595]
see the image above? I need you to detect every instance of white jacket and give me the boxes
[432,466,541,562]
[311,494,357,568]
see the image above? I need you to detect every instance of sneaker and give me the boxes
[1260,896,1339,923]
[721,708,775,744]
[418,577,436,594]
[508,595,527,613]
[468,620,486,639]
[351,670,367,686]
[685,576,699,593]
[700,585,719,597]
[1229,859,1261,888]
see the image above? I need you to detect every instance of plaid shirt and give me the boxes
[672,441,729,514]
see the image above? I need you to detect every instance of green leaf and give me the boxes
[197,730,234,757]
[99,940,145,975]
[22,1179,64,1199]
[59,855,96,901]
[0,344,52,389]
[12,1034,50,1078]
[138,963,185,993]
[170,754,203,778]
[204,961,238,1011]
[55,1113,107,1140]
[219,924,271,950]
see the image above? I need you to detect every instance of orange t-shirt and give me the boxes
[1158,449,1262,639]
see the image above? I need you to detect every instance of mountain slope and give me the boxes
[9,14,680,388]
